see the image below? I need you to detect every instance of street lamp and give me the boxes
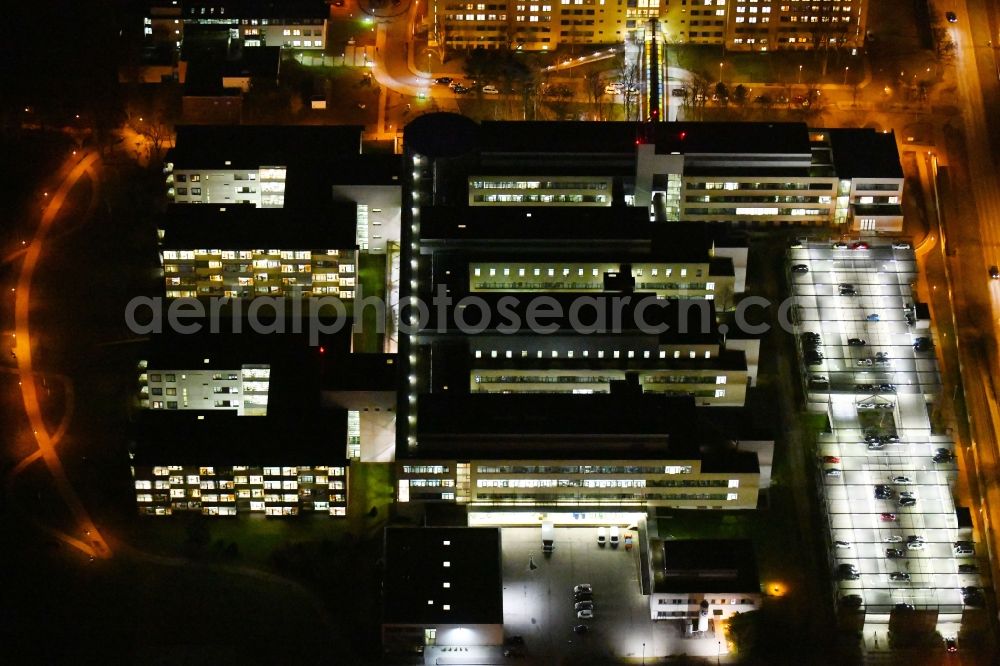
[719,62,724,84]
[642,642,646,665]
[844,66,850,85]
[798,64,803,84]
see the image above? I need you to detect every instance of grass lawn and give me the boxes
[347,462,395,537]
[355,252,387,352]
[668,44,866,87]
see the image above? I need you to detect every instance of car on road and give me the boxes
[881,513,897,521]
[892,242,912,249]
[885,535,903,543]
[945,637,958,652]
[824,468,842,477]
[990,265,1000,279]
[482,85,500,94]
[848,338,866,346]
[832,241,849,249]
[577,609,594,619]
[573,624,589,634]
[886,548,905,559]
[452,85,471,94]
[945,11,957,23]
[889,572,910,581]
[895,603,915,611]
[435,77,453,85]
[575,601,594,611]
[822,455,840,463]
[889,476,911,484]
[791,264,809,273]
[851,241,870,250]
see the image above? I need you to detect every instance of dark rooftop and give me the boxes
[383,527,503,625]
[827,128,904,179]
[321,353,399,392]
[159,203,358,249]
[166,125,363,170]
[183,1,329,20]
[130,409,347,465]
[479,121,641,155]
[328,154,404,186]
[653,122,811,156]
[655,539,760,594]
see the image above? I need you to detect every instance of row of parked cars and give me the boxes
[574,584,593,622]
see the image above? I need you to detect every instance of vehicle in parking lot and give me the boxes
[878,384,896,393]
[867,441,886,451]
[958,564,978,574]
[573,624,589,634]
[932,449,954,463]
[597,527,606,546]
[452,85,471,94]
[953,541,975,556]
[577,609,594,619]
[945,637,957,652]
[898,497,916,507]
[895,603,915,610]
[851,241,870,250]
[874,484,893,499]
[575,601,594,611]
[889,476,911,484]
[889,572,910,581]
[885,535,903,543]
[857,357,874,366]
[574,584,592,594]
[435,77,453,85]
[610,525,620,548]
[833,241,849,249]
[865,313,880,322]
[881,513,897,521]
[913,337,933,351]
[945,11,957,22]
[824,468,841,477]
[834,540,852,549]
[791,264,809,273]
[822,455,840,463]
[837,564,860,580]
[848,338,866,346]
[961,587,984,606]
[990,265,1000,279]
[482,85,500,94]
[885,548,905,559]
[840,594,863,607]
[892,242,912,249]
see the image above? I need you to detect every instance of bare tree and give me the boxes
[613,48,641,121]
[584,71,607,120]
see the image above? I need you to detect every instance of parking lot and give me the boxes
[500,526,728,664]
[788,241,980,640]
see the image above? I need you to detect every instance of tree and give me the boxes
[543,84,574,120]
[714,81,730,105]
[584,71,607,120]
[728,611,759,657]
[613,47,640,121]
[733,84,749,106]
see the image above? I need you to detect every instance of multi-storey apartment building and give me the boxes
[431,0,867,51]
[158,203,358,299]
[129,410,349,516]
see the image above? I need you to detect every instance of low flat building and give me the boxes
[382,527,504,654]
[649,539,762,623]
[130,410,349,516]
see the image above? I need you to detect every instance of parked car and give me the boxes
[945,11,957,23]
[895,603,915,610]
[881,513,897,521]
[914,337,933,351]
[857,358,874,366]
[453,85,471,94]
[892,242,912,249]
[945,637,958,652]
[962,587,984,607]
[824,468,842,477]
[577,609,594,619]
[848,338,867,346]
[885,535,903,543]
[953,541,975,556]
[958,564,979,574]
[604,85,620,95]
[837,564,860,580]
[791,264,809,273]
[822,455,840,463]
[889,572,910,581]
[574,584,592,594]
[482,85,500,94]
[832,241,849,249]
[597,527,606,546]
[435,77,454,85]
[840,594,863,607]
[575,601,594,611]
[932,449,954,463]
[898,497,917,507]
[609,525,620,548]
[834,540,852,549]
[851,241,870,250]
[867,441,886,451]
[889,476,911,484]
[671,87,687,97]
[573,624,589,634]
[886,548,905,559]
[874,485,893,499]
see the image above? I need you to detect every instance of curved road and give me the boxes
[12,150,111,559]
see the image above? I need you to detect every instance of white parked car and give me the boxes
[482,85,500,94]
[834,541,852,549]
[577,609,594,619]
